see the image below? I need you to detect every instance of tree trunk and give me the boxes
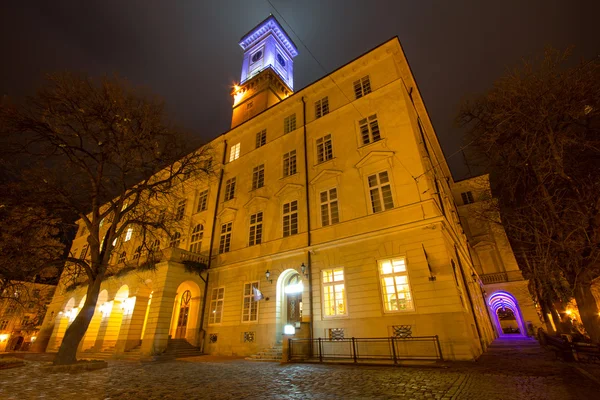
[573,282,600,344]
[53,276,103,365]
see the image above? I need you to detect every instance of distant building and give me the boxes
[40,16,501,361]
[452,175,541,337]
[0,282,56,352]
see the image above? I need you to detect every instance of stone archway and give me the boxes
[488,291,527,337]
[169,281,202,345]
[80,290,108,351]
[101,285,129,350]
[275,269,305,340]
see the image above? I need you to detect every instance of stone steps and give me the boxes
[246,345,283,362]
[166,338,204,359]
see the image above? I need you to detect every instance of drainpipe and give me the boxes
[301,96,314,341]
[198,139,228,352]
[455,245,484,352]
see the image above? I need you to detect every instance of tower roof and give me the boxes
[239,15,298,58]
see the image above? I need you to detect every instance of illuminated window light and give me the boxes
[283,324,295,335]
[284,282,304,294]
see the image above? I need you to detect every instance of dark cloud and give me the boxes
[1,0,597,179]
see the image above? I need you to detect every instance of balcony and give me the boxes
[480,272,508,284]
[160,247,209,266]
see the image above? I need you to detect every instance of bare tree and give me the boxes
[0,73,213,364]
[458,49,600,342]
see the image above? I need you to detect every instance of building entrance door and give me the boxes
[175,290,192,339]
[285,274,303,326]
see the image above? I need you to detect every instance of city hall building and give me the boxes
[37,16,519,361]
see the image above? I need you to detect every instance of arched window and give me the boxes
[170,232,181,248]
[189,224,204,253]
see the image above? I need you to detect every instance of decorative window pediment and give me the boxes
[244,196,269,210]
[355,151,395,174]
[309,169,342,186]
[217,207,238,221]
[275,183,303,198]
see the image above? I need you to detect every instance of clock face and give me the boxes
[251,50,263,63]
[276,53,286,67]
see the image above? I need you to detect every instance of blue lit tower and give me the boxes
[231,15,299,128]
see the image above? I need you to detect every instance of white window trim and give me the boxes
[229,143,241,162]
[365,169,396,214]
[208,287,225,325]
[321,267,348,318]
[377,257,415,313]
[282,200,299,237]
[319,187,340,227]
[241,281,260,323]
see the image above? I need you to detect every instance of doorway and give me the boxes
[488,291,526,337]
[175,290,192,339]
[285,273,303,326]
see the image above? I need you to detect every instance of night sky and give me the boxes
[1,1,598,180]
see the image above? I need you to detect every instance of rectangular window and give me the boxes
[219,222,233,254]
[197,189,209,212]
[252,164,265,190]
[174,200,186,221]
[315,96,329,118]
[353,75,372,99]
[284,113,296,133]
[224,177,236,201]
[322,268,346,316]
[379,258,414,312]
[316,134,333,163]
[79,245,88,260]
[368,171,394,213]
[320,188,340,226]
[0,320,8,330]
[229,143,240,162]
[249,212,263,246]
[21,316,30,326]
[283,150,297,177]
[283,200,298,237]
[255,129,267,148]
[359,114,381,145]
[125,227,133,242]
[242,282,259,322]
[209,287,225,324]
[461,191,475,205]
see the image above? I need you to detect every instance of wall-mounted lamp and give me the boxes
[471,272,478,282]
[265,270,273,284]
[300,263,307,277]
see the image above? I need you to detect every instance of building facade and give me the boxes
[40,16,497,361]
[0,282,55,352]
[452,175,541,337]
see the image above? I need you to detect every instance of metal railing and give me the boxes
[538,329,600,364]
[288,336,443,364]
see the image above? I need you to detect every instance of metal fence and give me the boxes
[288,336,443,364]
[538,330,600,364]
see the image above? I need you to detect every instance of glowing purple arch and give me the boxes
[488,291,527,337]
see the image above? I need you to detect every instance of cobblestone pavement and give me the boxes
[1,337,598,400]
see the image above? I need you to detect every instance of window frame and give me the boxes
[255,129,267,148]
[377,257,415,313]
[229,143,241,162]
[315,96,330,119]
[320,187,340,227]
[189,224,204,253]
[367,170,395,213]
[282,200,299,237]
[219,222,233,254]
[224,177,236,201]
[208,287,225,325]
[358,114,381,146]
[248,212,263,246]
[169,232,181,248]
[196,189,209,213]
[251,164,265,190]
[283,150,297,177]
[321,267,347,318]
[174,200,186,221]
[241,281,260,323]
[461,191,475,205]
[284,113,296,134]
[316,134,333,164]
[353,75,372,99]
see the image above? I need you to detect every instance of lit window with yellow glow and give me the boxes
[322,268,346,317]
[378,258,414,312]
[229,143,241,162]
[125,227,133,242]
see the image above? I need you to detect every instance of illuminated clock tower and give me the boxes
[231,15,298,128]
